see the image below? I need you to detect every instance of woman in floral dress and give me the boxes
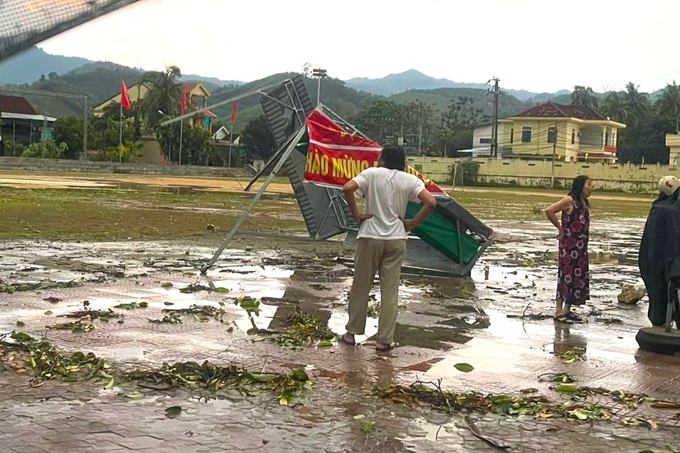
[544,175,592,323]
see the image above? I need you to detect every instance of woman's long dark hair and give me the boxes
[568,175,590,207]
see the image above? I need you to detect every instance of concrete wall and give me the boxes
[0,156,247,178]
[407,156,680,192]
[136,136,165,165]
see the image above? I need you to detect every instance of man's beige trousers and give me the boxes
[346,238,407,344]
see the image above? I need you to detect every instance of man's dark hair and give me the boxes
[380,146,406,171]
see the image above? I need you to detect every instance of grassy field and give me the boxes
[0,177,654,241]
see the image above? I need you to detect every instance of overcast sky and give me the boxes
[40,0,680,93]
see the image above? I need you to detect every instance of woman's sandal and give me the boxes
[564,311,584,323]
[554,314,575,324]
[339,333,356,345]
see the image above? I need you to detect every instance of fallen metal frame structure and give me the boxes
[164,75,492,277]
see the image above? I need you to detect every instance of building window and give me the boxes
[547,126,557,144]
[521,126,532,143]
[479,138,491,144]
[571,129,575,145]
[510,128,514,144]
[605,132,610,146]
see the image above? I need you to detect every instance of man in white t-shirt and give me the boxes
[340,146,437,351]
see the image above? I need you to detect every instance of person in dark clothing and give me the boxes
[639,176,680,326]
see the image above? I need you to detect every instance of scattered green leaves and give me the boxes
[114,301,149,310]
[46,321,95,333]
[454,363,474,373]
[360,420,376,434]
[179,284,211,294]
[264,306,335,351]
[556,347,586,363]
[148,312,183,324]
[163,304,229,323]
[165,406,182,419]
[236,297,260,316]
[2,331,109,383]
[0,333,313,405]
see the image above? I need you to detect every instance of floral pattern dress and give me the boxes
[557,200,590,306]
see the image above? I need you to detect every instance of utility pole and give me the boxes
[312,68,327,106]
[488,77,501,158]
[550,122,558,188]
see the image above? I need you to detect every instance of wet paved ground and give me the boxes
[1,218,680,452]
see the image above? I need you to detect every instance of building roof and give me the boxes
[182,82,210,97]
[1,112,56,122]
[512,101,607,121]
[0,95,36,115]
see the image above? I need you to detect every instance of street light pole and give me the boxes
[312,68,327,106]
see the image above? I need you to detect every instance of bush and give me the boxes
[454,159,480,185]
[21,141,68,159]
[88,144,141,163]
[5,141,24,157]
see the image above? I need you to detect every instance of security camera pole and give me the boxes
[312,68,327,106]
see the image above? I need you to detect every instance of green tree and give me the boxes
[655,81,680,133]
[54,117,85,159]
[354,100,401,143]
[438,96,487,156]
[102,100,143,140]
[241,115,277,159]
[140,66,182,127]
[570,86,599,108]
[601,91,628,122]
[623,82,650,126]
[89,116,135,152]
[156,122,212,165]
[402,100,438,151]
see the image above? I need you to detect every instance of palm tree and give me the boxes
[570,86,599,108]
[140,66,182,127]
[601,91,628,123]
[623,82,650,126]
[655,81,680,133]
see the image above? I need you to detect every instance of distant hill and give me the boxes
[209,73,375,132]
[0,47,90,85]
[525,90,571,104]
[346,69,553,101]
[389,87,527,118]
[179,75,243,89]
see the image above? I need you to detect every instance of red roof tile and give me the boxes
[513,101,607,121]
[0,95,36,115]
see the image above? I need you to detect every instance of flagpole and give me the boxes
[228,125,233,168]
[118,95,123,162]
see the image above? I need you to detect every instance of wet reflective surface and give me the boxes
[1,218,680,452]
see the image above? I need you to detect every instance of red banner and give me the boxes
[304,110,444,194]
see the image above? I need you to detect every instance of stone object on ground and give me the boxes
[618,285,646,305]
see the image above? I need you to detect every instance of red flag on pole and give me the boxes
[180,87,187,115]
[231,101,238,124]
[121,81,131,110]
